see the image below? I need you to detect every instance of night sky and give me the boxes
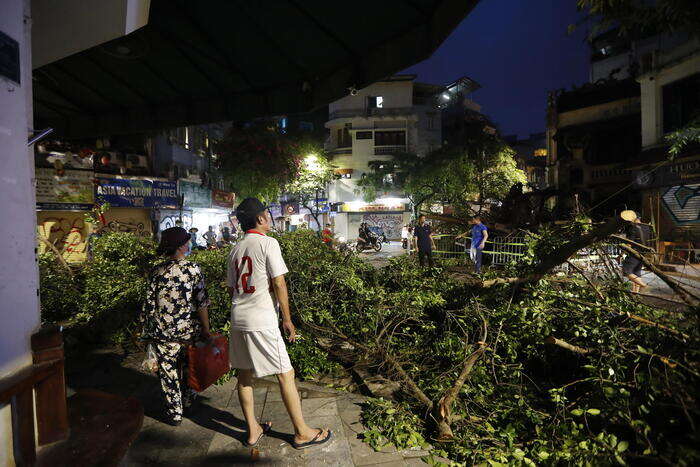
[403,0,591,139]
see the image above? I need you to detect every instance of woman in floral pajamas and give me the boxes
[141,227,212,426]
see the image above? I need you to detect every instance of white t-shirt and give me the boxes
[226,231,288,331]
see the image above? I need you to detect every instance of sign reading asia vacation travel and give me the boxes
[95,177,179,208]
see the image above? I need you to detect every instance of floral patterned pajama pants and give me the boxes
[153,342,195,422]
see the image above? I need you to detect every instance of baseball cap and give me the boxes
[236,197,267,223]
[157,227,191,254]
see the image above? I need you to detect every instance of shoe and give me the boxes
[243,422,272,447]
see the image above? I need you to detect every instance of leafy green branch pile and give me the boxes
[275,230,698,466]
[40,229,699,465]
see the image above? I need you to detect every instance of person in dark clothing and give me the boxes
[413,215,436,268]
[620,210,651,293]
[141,227,212,426]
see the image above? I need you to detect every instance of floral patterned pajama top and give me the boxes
[141,259,211,342]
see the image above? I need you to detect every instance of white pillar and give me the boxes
[0,0,40,463]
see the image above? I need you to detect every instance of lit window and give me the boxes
[376,96,383,108]
[533,148,547,157]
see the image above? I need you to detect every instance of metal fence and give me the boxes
[432,234,528,266]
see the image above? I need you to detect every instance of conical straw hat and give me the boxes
[620,210,637,221]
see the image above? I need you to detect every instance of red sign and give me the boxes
[212,189,235,209]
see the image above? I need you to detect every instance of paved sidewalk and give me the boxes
[65,350,433,466]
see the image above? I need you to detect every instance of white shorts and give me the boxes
[229,327,293,378]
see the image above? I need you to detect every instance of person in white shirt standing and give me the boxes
[227,197,332,449]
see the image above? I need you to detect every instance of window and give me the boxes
[337,124,352,148]
[367,96,383,109]
[663,73,700,134]
[374,131,406,146]
[356,131,372,140]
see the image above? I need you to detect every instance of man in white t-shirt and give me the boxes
[226,198,332,449]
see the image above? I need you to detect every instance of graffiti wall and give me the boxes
[102,208,153,238]
[662,184,700,225]
[158,209,193,232]
[363,213,404,239]
[37,211,90,263]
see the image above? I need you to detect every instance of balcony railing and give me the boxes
[330,147,353,156]
[374,145,407,155]
[328,107,415,121]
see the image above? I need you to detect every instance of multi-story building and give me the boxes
[546,30,700,246]
[324,75,444,240]
[504,133,548,191]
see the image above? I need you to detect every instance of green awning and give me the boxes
[33,0,479,138]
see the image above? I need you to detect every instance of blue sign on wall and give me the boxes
[95,177,179,208]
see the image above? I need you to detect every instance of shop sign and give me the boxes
[95,177,178,208]
[212,189,235,209]
[180,180,211,208]
[635,158,700,188]
[341,203,405,212]
[36,168,94,210]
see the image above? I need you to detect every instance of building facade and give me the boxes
[324,75,443,240]
[546,30,700,245]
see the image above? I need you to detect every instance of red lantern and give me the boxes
[100,154,111,166]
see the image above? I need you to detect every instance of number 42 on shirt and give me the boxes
[234,256,255,294]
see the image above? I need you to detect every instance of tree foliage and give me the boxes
[358,136,526,215]
[283,151,335,230]
[575,0,700,39]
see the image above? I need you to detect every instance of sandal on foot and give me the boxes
[244,422,272,447]
[292,429,332,450]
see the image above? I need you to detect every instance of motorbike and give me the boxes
[355,233,382,253]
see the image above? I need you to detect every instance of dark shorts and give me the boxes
[622,256,642,276]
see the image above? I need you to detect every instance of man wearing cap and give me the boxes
[226,198,332,449]
[141,227,212,426]
[621,210,651,293]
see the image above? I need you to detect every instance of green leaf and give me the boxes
[571,409,584,416]
[586,408,601,415]
[617,441,629,453]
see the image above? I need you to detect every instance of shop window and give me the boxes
[375,131,406,146]
[663,73,700,134]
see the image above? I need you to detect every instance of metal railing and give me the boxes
[432,234,528,266]
[374,145,407,155]
[328,107,415,120]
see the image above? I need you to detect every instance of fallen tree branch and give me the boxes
[566,260,605,301]
[434,317,488,441]
[545,336,590,355]
[37,234,74,278]
[477,217,624,289]
[566,297,690,339]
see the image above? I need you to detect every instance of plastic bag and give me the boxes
[141,344,158,374]
[188,334,230,392]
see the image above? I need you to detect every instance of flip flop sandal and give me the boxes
[244,422,272,447]
[292,428,332,450]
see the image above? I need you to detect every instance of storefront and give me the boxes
[94,175,179,241]
[636,155,700,255]
[35,158,95,263]
[333,200,412,241]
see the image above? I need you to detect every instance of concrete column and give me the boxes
[0,0,41,464]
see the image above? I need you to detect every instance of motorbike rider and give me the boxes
[358,223,372,248]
